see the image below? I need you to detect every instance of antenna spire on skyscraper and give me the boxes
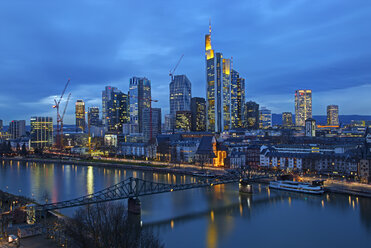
[209,18,211,35]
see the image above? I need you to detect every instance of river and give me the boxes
[1,160,371,248]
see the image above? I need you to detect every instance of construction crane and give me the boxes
[169,54,184,81]
[60,93,71,148]
[53,78,71,150]
[129,95,158,141]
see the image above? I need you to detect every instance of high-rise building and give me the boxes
[244,101,259,130]
[88,107,100,127]
[107,91,129,133]
[169,75,192,129]
[259,107,272,129]
[191,97,206,132]
[9,120,26,139]
[176,111,192,132]
[30,117,53,148]
[164,114,173,132]
[282,112,293,127]
[142,108,161,141]
[295,90,312,126]
[205,23,232,133]
[75,100,86,132]
[327,105,339,126]
[305,118,316,137]
[129,77,151,133]
[231,70,245,129]
[102,86,118,129]
[0,120,3,131]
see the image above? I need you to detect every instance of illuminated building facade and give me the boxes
[305,118,316,137]
[88,107,100,127]
[9,120,26,139]
[129,77,151,133]
[327,105,339,126]
[102,86,117,129]
[108,91,129,133]
[244,101,259,129]
[30,117,53,148]
[205,23,231,133]
[142,107,161,141]
[75,100,86,132]
[191,97,206,132]
[259,107,272,129]
[295,89,312,126]
[170,75,192,129]
[176,111,192,132]
[282,112,293,127]
[231,70,245,129]
[0,120,3,131]
[164,114,173,132]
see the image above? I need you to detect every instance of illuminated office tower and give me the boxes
[327,105,339,126]
[282,112,293,127]
[75,100,86,132]
[129,77,151,133]
[102,86,118,129]
[175,111,192,132]
[244,101,259,130]
[169,75,192,129]
[9,120,26,139]
[231,70,245,129]
[205,23,232,133]
[259,107,272,129]
[0,120,3,131]
[295,90,312,126]
[107,90,129,133]
[142,108,161,141]
[191,97,206,132]
[88,107,100,127]
[30,117,53,148]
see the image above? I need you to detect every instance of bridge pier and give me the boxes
[128,197,141,215]
[239,180,253,194]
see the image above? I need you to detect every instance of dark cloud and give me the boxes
[0,0,371,124]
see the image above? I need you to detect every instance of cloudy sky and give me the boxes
[1,0,371,124]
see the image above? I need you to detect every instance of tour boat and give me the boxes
[269,180,324,194]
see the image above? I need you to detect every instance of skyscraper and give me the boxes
[88,107,100,127]
[259,107,272,129]
[164,114,173,132]
[295,90,312,126]
[102,86,118,129]
[244,101,259,130]
[129,77,151,133]
[9,120,26,139]
[191,97,206,132]
[107,90,129,133]
[169,75,192,129]
[176,111,192,132]
[142,108,161,141]
[327,105,339,126]
[0,120,3,132]
[231,70,245,129]
[75,100,86,132]
[30,117,53,148]
[205,23,232,133]
[282,112,293,127]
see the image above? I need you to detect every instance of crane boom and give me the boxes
[169,54,184,80]
[61,93,71,121]
[57,78,71,106]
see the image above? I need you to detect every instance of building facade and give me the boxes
[88,107,100,127]
[142,107,161,141]
[75,100,86,132]
[231,70,245,129]
[205,24,232,133]
[191,97,206,132]
[244,101,259,129]
[259,107,272,129]
[169,75,192,129]
[175,111,192,132]
[104,89,129,133]
[30,117,53,148]
[295,89,312,126]
[327,105,339,126]
[9,120,26,139]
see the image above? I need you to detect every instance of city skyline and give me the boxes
[1,1,371,124]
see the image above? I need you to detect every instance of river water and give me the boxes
[1,160,371,248]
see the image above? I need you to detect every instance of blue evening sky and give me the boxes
[1,0,371,124]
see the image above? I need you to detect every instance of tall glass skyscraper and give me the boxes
[129,77,151,133]
[244,101,259,130]
[75,100,86,132]
[295,89,312,126]
[30,117,53,148]
[88,107,100,127]
[169,75,192,129]
[102,86,118,130]
[327,105,339,126]
[231,70,245,129]
[102,87,129,133]
[205,23,232,133]
[191,97,206,132]
[259,107,272,129]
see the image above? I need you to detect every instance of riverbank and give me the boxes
[0,156,225,177]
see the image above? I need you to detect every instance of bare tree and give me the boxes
[65,202,163,248]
